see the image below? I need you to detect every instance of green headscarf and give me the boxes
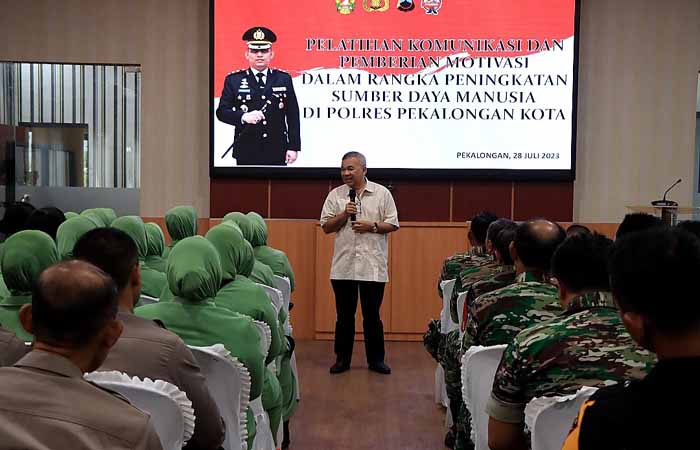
[223,212,254,243]
[204,224,242,283]
[144,222,166,273]
[0,230,59,340]
[246,212,268,247]
[81,208,117,227]
[56,216,97,260]
[167,236,221,302]
[112,216,166,298]
[165,206,198,242]
[63,211,79,220]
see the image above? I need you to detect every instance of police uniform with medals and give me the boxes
[216,27,301,166]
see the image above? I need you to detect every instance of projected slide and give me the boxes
[212,0,578,175]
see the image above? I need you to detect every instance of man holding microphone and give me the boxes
[320,152,399,375]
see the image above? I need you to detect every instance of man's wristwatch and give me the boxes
[372,222,378,233]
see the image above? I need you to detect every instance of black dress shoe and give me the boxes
[368,361,391,375]
[330,360,350,374]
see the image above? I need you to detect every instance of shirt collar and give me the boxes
[1,294,32,307]
[564,291,615,314]
[516,271,549,283]
[250,68,269,77]
[14,350,83,379]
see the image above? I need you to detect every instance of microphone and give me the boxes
[651,178,681,207]
[349,189,356,221]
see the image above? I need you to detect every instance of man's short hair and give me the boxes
[0,202,36,236]
[73,228,138,290]
[676,220,700,239]
[494,225,518,266]
[616,213,662,239]
[514,220,567,272]
[551,232,613,293]
[486,219,515,245]
[341,151,366,168]
[25,207,66,240]
[32,260,118,347]
[566,223,591,236]
[609,227,700,334]
[469,212,499,245]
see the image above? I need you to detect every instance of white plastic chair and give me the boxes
[525,387,598,450]
[252,320,272,359]
[255,283,284,316]
[435,279,456,408]
[189,344,251,450]
[271,275,292,333]
[139,294,159,305]
[461,345,507,450]
[249,396,275,450]
[85,371,194,450]
[441,279,458,334]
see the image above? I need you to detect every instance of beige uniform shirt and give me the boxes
[100,312,225,450]
[0,325,28,366]
[320,179,399,282]
[0,350,163,450]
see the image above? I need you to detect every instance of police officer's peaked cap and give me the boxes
[242,27,277,50]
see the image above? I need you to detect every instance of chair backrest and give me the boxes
[440,279,457,334]
[255,283,284,316]
[272,275,292,334]
[461,345,507,450]
[456,291,468,337]
[189,345,251,450]
[525,387,598,450]
[85,371,194,450]
[139,294,159,305]
[252,320,272,360]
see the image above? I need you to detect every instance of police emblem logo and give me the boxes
[336,0,356,14]
[363,0,389,12]
[397,0,415,11]
[253,29,265,41]
[421,0,442,15]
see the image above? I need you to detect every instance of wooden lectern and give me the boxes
[626,205,699,225]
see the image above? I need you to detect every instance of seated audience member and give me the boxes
[247,211,296,291]
[0,260,163,450]
[56,216,98,259]
[0,202,35,241]
[63,211,79,220]
[73,228,225,450]
[205,223,285,444]
[0,230,59,341]
[25,206,66,241]
[615,212,662,239]
[162,205,198,258]
[566,223,591,236]
[81,208,117,227]
[488,233,655,450]
[563,227,700,450]
[223,212,276,288]
[111,216,167,298]
[144,222,167,273]
[676,219,700,238]
[0,325,28,366]
[468,219,566,346]
[136,236,266,449]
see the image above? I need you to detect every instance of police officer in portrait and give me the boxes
[216,27,301,166]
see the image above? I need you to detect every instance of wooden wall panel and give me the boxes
[210,179,269,218]
[270,180,330,219]
[452,182,513,221]
[513,182,574,222]
[377,181,451,222]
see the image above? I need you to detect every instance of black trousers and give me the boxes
[331,279,386,364]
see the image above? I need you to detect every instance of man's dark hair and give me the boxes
[32,260,118,347]
[566,223,591,236]
[514,220,567,272]
[494,225,518,266]
[469,212,499,245]
[25,207,66,240]
[341,151,366,168]
[486,219,515,245]
[551,232,613,293]
[73,227,138,290]
[0,202,36,237]
[676,220,700,239]
[610,227,700,334]
[616,213,662,239]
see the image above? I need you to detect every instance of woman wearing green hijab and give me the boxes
[223,212,277,288]
[163,206,198,259]
[206,223,285,443]
[136,236,266,449]
[111,216,167,298]
[56,216,98,260]
[144,222,167,273]
[0,230,59,341]
[247,211,296,291]
[80,208,117,227]
[63,211,79,220]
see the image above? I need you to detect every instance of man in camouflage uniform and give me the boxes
[487,232,655,450]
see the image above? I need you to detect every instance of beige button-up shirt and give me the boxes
[320,179,399,282]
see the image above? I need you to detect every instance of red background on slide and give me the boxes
[214,0,575,94]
